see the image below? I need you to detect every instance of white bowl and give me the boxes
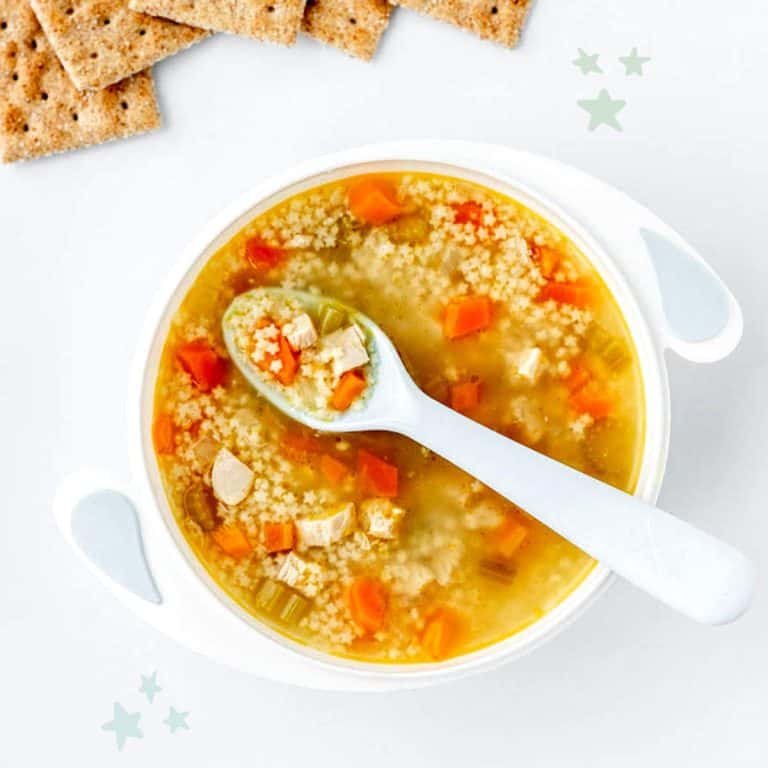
[54,142,742,691]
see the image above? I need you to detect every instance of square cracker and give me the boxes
[393,0,533,48]
[1,1,160,163]
[128,0,306,45]
[29,0,208,91]
[302,0,390,61]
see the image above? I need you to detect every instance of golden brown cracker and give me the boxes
[29,0,208,91]
[0,1,160,163]
[394,0,533,48]
[303,0,391,61]
[129,0,306,44]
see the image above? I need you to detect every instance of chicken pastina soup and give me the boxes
[152,172,644,663]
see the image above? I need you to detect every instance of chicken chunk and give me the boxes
[211,448,254,506]
[516,347,544,383]
[296,502,356,548]
[276,552,323,598]
[283,313,318,351]
[323,325,369,375]
[359,498,405,540]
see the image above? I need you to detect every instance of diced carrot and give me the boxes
[281,431,323,457]
[531,244,560,279]
[563,360,612,419]
[320,453,350,485]
[329,370,366,411]
[255,329,299,386]
[565,361,592,393]
[453,201,485,228]
[263,522,295,554]
[153,413,176,455]
[443,295,492,339]
[569,387,613,419]
[211,525,253,559]
[450,381,480,413]
[275,335,299,386]
[421,607,461,660]
[537,279,592,308]
[346,578,388,634]
[176,340,227,392]
[493,516,529,559]
[245,237,285,270]
[357,449,399,498]
[348,177,402,225]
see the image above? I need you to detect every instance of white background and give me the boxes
[1,1,766,765]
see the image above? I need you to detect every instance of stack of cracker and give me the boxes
[1,0,534,164]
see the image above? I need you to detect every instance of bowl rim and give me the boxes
[130,153,671,681]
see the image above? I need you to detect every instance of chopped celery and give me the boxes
[319,306,345,335]
[387,213,430,245]
[253,579,311,626]
[478,558,516,584]
[253,579,285,615]
[589,325,629,370]
[279,593,310,625]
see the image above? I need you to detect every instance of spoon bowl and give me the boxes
[223,287,418,433]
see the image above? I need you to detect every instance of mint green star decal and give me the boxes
[619,47,651,76]
[577,89,626,131]
[102,702,143,751]
[572,48,602,75]
[163,706,190,734]
[139,671,162,703]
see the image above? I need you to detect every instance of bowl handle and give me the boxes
[641,229,743,363]
[53,469,162,605]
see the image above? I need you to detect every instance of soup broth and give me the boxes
[152,172,644,663]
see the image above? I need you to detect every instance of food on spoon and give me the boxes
[225,289,373,419]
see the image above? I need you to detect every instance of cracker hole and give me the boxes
[90,52,98,59]
[30,39,38,50]
[120,100,128,110]
[72,112,79,121]
[23,123,29,132]
[0,21,7,30]
[491,5,498,13]
[41,91,48,101]
[139,28,146,36]
[66,7,74,15]
[349,17,357,24]
[103,18,111,25]
[267,5,275,11]
[12,72,18,81]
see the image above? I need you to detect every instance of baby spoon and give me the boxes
[223,288,755,626]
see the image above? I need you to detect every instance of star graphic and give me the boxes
[163,706,190,734]
[139,671,162,703]
[572,48,602,75]
[619,47,651,76]
[577,89,626,131]
[101,702,143,751]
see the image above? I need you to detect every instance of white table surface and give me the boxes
[2,1,766,765]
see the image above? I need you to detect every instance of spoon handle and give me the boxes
[395,391,755,625]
